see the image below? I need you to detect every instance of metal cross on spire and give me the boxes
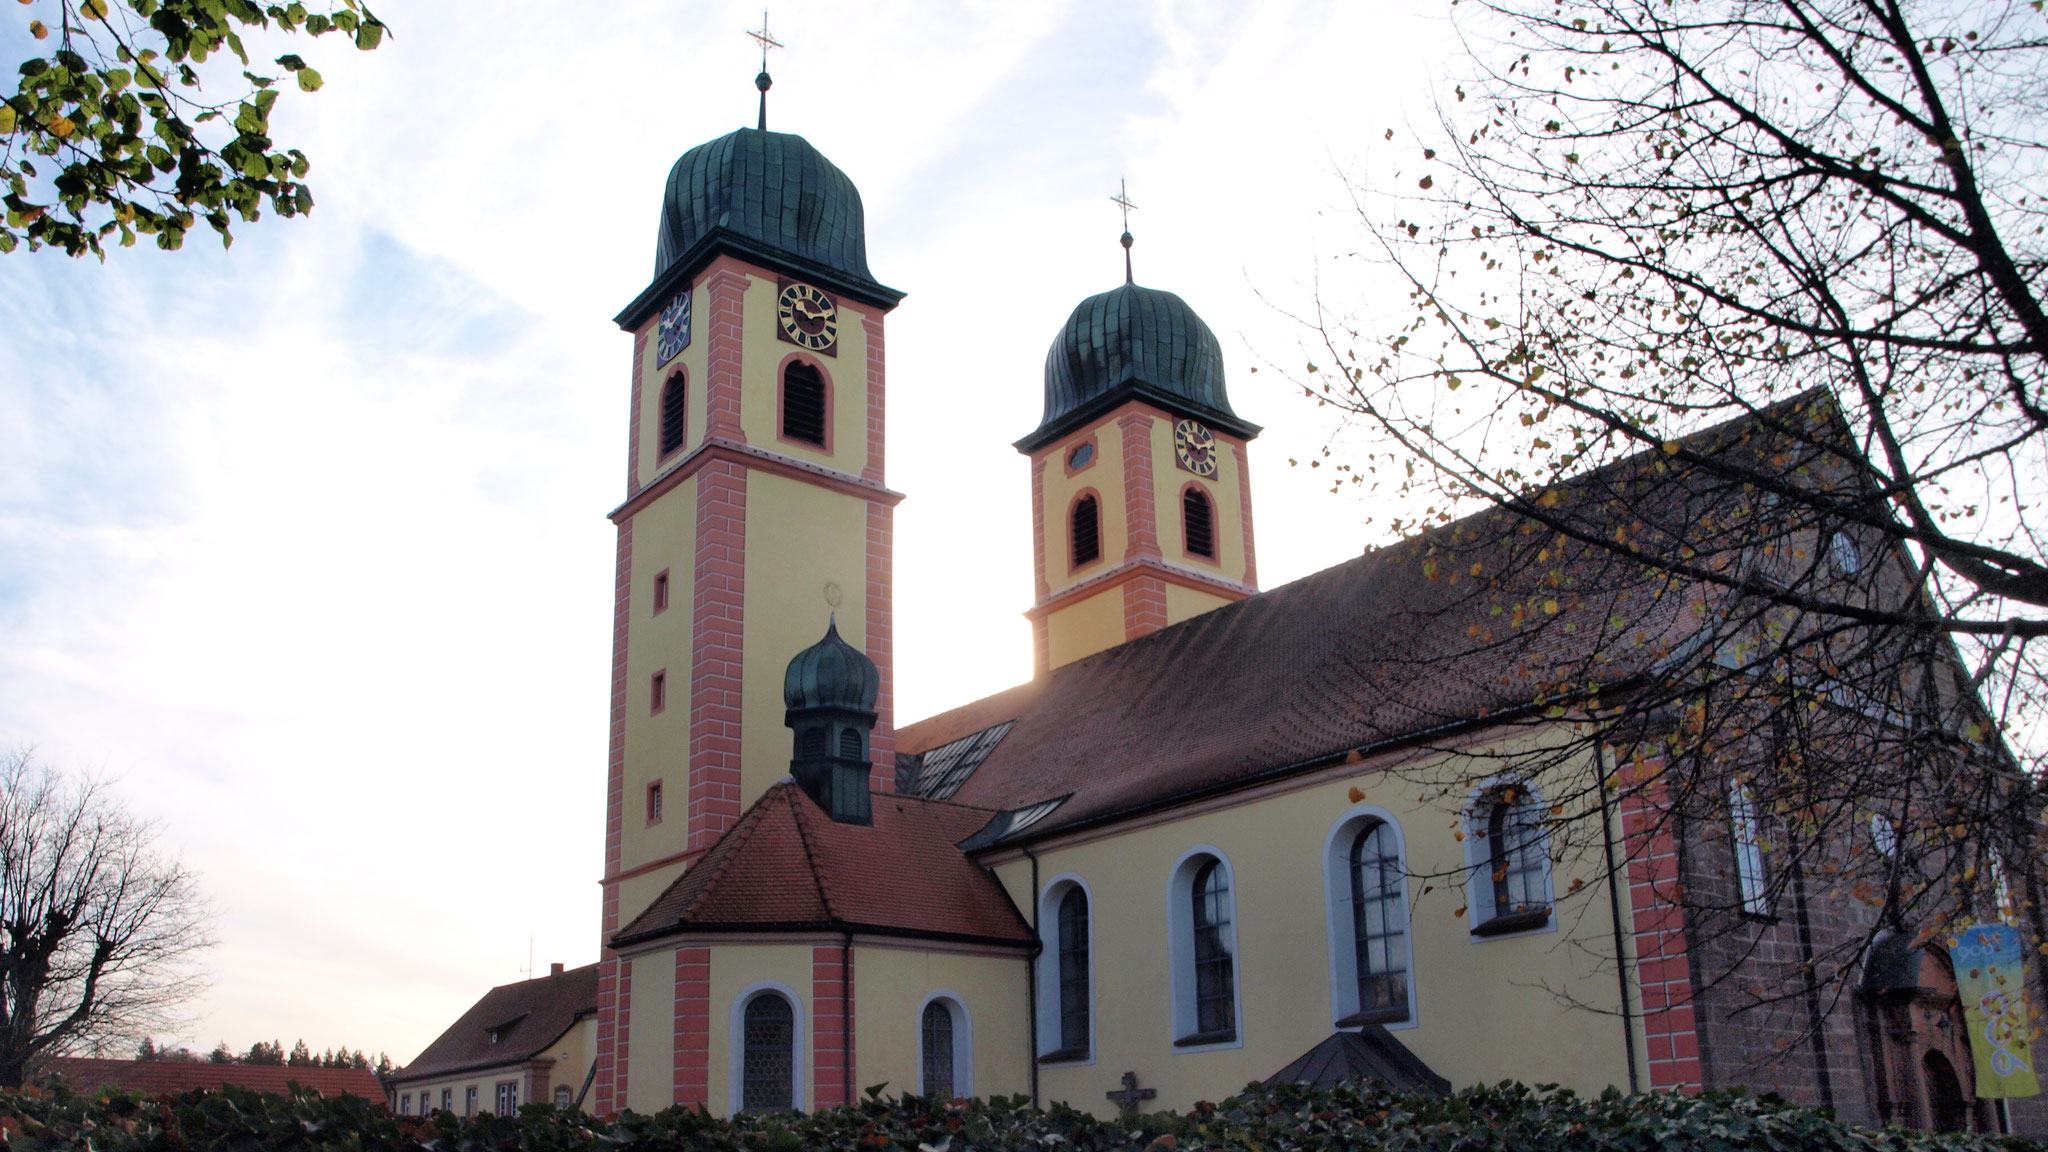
[1110,179,1139,284]
[747,10,784,130]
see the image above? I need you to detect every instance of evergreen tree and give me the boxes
[375,1052,392,1077]
[287,1039,312,1067]
[208,1041,234,1064]
[245,1040,283,1065]
[135,1037,157,1061]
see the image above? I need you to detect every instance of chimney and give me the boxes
[550,962,564,977]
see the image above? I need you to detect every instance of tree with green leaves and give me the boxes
[1302,0,2047,1082]
[2,0,386,257]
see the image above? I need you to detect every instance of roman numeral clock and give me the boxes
[777,281,838,354]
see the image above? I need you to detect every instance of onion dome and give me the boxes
[783,616,880,716]
[1017,282,1260,452]
[618,128,902,329]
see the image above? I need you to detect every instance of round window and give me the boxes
[1067,442,1095,470]
[1830,531,1863,574]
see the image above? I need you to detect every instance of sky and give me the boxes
[0,0,1466,1065]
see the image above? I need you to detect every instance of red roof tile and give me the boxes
[40,1057,386,1102]
[615,783,1034,947]
[391,963,598,1083]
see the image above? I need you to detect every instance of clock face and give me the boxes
[655,288,692,365]
[1173,418,1218,477]
[777,282,838,353]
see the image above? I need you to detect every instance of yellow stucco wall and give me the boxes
[1144,418,1248,584]
[736,277,873,476]
[740,471,872,805]
[1162,584,1231,628]
[627,950,675,1111]
[705,943,818,1114]
[1045,588,1125,669]
[1039,421,1127,597]
[620,475,699,886]
[636,282,712,480]
[990,741,1638,1116]
[852,946,1032,1100]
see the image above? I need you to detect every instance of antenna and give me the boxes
[1110,179,1139,284]
[746,11,784,130]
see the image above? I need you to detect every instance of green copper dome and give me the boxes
[650,128,892,301]
[783,617,880,716]
[1019,283,1258,452]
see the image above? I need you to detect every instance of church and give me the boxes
[386,78,2044,1135]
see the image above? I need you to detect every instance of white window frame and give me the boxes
[494,1080,518,1115]
[915,991,973,1098]
[1462,777,1557,941]
[399,1093,412,1115]
[464,1085,477,1116]
[1323,804,1419,1030]
[1729,782,1771,917]
[1034,873,1095,1064]
[1165,845,1244,1052]
[728,981,806,1114]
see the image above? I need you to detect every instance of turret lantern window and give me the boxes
[782,362,827,446]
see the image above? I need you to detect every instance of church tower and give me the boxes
[594,116,903,1112]
[1016,257,1260,672]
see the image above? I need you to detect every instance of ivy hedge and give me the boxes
[2,1078,2040,1152]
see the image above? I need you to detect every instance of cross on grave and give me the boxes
[1106,1070,1156,1114]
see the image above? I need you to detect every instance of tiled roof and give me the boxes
[390,963,598,1083]
[900,399,1837,844]
[614,783,1035,948]
[39,1058,385,1102]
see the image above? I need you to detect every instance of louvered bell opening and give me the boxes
[659,373,687,455]
[838,727,863,759]
[1183,487,1215,558]
[782,363,827,446]
[1072,495,1101,566]
[798,727,827,758]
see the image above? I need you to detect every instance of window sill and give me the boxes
[1036,1047,1090,1066]
[1471,908,1551,937]
[1173,1029,1237,1048]
[1336,1007,1409,1028]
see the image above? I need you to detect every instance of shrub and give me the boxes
[0,1078,2039,1152]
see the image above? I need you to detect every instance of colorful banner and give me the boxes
[1952,922,2040,1099]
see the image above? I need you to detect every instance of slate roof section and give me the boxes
[903,399,1847,845]
[39,1058,386,1102]
[614,783,1035,949]
[1264,1027,1453,1093]
[390,963,598,1083]
[1020,283,1260,452]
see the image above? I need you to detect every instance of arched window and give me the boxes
[1036,879,1092,1061]
[1469,782,1553,936]
[740,991,795,1111]
[553,1085,572,1109]
[838,728,863,759]
[1729,782,1771,917]
[658,371,687,456]
[1168,851,1239,1046]
[1349,821,1409,1020]
[1192,861,1235,1036]
[917,995,971,1098]
[782,362,827,446]
[1183,486,1215,558]
[921,1001,954,1098]
[1056,887,1090,1053]
[1071,494,1101,567]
